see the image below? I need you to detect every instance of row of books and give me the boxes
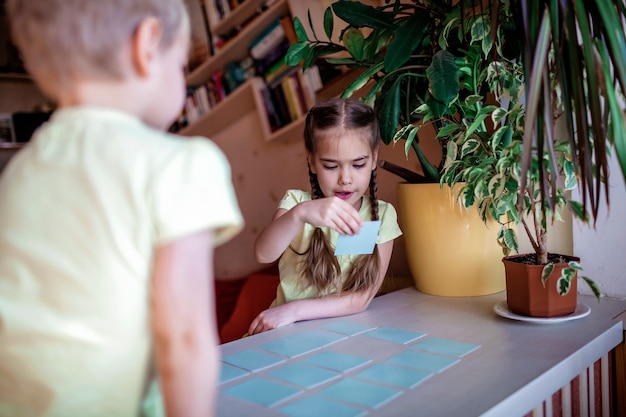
[261,68,312,131]
[173,58,255,131]
[173,12,323,133]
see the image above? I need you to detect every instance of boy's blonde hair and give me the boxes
[5,0,188,98]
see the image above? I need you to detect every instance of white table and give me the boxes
[217,288,626,417]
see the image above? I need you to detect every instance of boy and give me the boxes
[0,1,243,416]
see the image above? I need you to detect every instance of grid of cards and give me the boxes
[219,321,480,417]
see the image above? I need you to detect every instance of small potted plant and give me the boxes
[425,44,602,316]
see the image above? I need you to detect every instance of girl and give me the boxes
[250,98,402,335]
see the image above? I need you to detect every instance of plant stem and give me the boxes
[378,160,428,183]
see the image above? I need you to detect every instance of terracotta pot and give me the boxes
[503,254,579,317]
[397,183,505,296]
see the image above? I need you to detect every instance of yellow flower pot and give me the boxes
[397,183,505,296]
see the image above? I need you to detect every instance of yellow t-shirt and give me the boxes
[272,189,402,306]
[0,107,243,417]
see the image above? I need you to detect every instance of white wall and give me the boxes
[573,153,626,298]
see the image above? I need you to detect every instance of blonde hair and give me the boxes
[5,0,188,97]
[299,98,381,295]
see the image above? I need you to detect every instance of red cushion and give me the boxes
[219,273,280,343]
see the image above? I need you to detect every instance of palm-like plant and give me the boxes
[518,0,626,223]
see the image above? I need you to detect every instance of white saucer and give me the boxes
[494,301,591,323]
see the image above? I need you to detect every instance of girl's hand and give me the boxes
[248,304,297,335]
[296,197,363,235]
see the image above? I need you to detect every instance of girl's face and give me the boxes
[308,128,378,211]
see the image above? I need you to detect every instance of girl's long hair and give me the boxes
[298,98,381,296]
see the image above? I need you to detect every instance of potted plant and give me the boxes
[286,0,623,309]
[427,43,602,316]
[285,0,517,296]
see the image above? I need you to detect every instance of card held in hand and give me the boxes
[334,220,381,256]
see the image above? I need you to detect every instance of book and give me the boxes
[260,87,283,131]
[249,19,286,60]
[253,39,291,77]
[268,84,291,126]
[280,75,300,121]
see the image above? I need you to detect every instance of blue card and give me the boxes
[320,320,376,336]
[386,350,460,373]
[219,363,249,384]
[320,378,402,408]
[303,350,372,372]
[279,395,367,417]
[258,330,346,358]
[223,377,301,407]
[335,221,381,255]
[267,362,340,388]
[411,337,480,357]
[221,349,285,372]
[355,363,432,388]
[363,326,427,344]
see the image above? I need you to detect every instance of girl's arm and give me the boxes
[151,230,219,417]
[249,239,394,335]
[254,197,364,264]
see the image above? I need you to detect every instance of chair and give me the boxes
[219,272,280,343]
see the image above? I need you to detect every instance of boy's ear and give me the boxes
[131,17,163,77]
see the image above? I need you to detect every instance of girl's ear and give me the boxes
[307,152,317,174]
[131,17,163,77]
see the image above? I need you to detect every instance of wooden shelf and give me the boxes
[212,0,267,37]
[186,0,290,87]
[0,143,26,150]
[0,73,32,82]
[179,77,266,137]
[182,0,328,142]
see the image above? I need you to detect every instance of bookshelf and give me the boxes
[180,0,327,142]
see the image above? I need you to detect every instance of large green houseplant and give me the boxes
[285,0,621,307]
[287,0,517,296]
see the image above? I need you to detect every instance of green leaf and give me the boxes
[304,44,345,68]
[331,1,395,30]
[426,51,460,116]
[581,276,601,301]
[465,110,492,140]
[385,11,429,71]
[323,7,334,40]
[460,138,480,157]
[502,227,518,253]
[568,261,582,271]
[557,274,572,296]
[285,42,309,67]
[570,200,588,222]
[293,17,309,42]
[377,71,401,144]
[436,124,460,139]
[444,140,458,169]
[341,61,384,99]
[541,263,555,287]
[343,28,365,62]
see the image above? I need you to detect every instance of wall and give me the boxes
[573,153,626,298]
